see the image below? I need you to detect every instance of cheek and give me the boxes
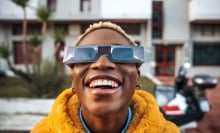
[125,65,139,79]
[71,65,88,88]
[120,65,139,105]
[120,64,140,86]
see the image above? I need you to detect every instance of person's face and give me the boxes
[71,29,140,116]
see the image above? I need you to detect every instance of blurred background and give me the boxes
[0,0,219,132]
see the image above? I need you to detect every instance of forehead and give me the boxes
[78,29,131,46]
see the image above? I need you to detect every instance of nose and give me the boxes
[90,55,116,70]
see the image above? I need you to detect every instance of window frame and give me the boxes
[192,24,220,37]
[13,41,42,65]
[80,0,91,12]
[152,1,163,39]
[193,42,220,66]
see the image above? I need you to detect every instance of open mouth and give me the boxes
[89,79,119,88]
[85,78,121,95]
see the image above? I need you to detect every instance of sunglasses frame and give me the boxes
[63,45,146,66]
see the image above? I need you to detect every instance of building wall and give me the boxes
[189,0,220,21]
[0,0,38,20]
[52,0,100,20]
[0,0,219,77]
[163,0,189,43]
[187,0,220,77]
[100,0,151,19]
[188,67,220,77]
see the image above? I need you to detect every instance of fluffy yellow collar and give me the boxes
[44,89,179,133]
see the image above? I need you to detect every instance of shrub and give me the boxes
[29,60,71,98]
[140,76,155,94]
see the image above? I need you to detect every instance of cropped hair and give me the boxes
[73,21,137,46]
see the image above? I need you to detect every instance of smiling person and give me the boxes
[31,22,180,133]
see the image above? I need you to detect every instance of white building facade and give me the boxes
[0,0,220,78]
[152,0,220,77]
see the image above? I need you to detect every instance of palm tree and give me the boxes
[0,42,12,67]
[29,33,42,72]
[11,0,30,74]
[0,42,31,82]
[54,28,66,44]
[54,28,66,73]
[37,6,52,35]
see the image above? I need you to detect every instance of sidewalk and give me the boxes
[0,98,54,132]
[157,76,220,133]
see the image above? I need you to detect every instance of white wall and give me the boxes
[100,0,152,19]
[0,0,100,21]
[0,0,38,20]
[52,0,101,20]
[189,0,220,21]
[54,0,79,19]
[163,0,189,43]
[187,67,220,77]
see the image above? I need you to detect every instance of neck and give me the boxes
[80,107,132,133]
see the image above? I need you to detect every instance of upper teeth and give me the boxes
[89,79,119,88]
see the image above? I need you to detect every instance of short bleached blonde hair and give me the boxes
[73,21,137,46]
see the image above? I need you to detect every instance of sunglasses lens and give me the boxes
[112,48,133,61]
[74,47,96,62]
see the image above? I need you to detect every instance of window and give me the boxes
[54,24,69,35]
[153,10,162,24]
[80,24,90,33]
[203,25,213,36]
[153,27,162,38]
[80,0,91,12]
[152,1,163,39]
[192,24,220,36]
[193,43,220,66]
[27,24,41,34]
[47,0,56,12]
[118,24,141,35]
[12,24,41,35]
[192,25,200,36]
[13,42,42,64]
[12,24,22,35]
[155,46,175,76]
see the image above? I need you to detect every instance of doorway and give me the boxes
[155,46,175,76]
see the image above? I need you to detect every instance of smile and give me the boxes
[86,77,121,95]
[89,79,119,88]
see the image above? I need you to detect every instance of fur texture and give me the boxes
[31,89,180,133]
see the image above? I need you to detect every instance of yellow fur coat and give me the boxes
[31,89,180,133]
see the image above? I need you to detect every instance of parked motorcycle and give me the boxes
[154,63,218,131]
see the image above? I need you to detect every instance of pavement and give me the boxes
[0,98,54,133]
[157,76,220,133]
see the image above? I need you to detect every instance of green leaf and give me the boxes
[29,33,42,48]
[37,6,52,22]
[0,42,12,59]
[11,0,30,8]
